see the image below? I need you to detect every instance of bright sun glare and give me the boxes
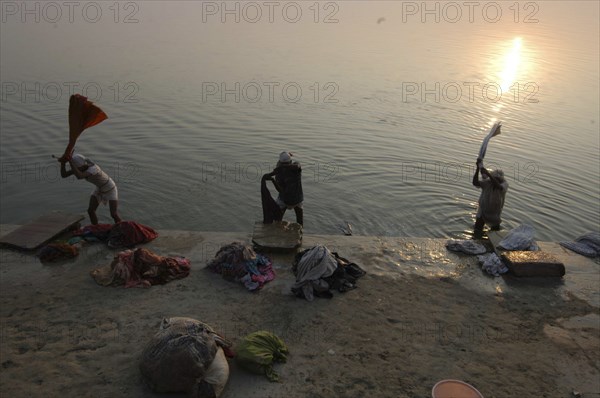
[499,37,523,92]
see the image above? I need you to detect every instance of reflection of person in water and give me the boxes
[60,153,122,225]
[472,158,508,235]
[264,151,304,226]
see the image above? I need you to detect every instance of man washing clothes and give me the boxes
[263,151,304,226]
[472,158,508,235]
[60,153,122,225]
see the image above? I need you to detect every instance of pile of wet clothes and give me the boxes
[90,247,190,288]
[207,242,275,291]
[445,239,508,276]
[292,245,366,301]
[70,221,158,248]
[37,242,79,263]
[37,221,159,263]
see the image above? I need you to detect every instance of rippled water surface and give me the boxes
[1,2,598,240]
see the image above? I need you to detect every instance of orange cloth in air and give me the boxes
[60,94,108,160]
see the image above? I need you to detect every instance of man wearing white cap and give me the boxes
[473,158,508,234]
[264,151,304,226]
[60,153,122,225]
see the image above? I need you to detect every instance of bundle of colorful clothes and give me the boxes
[90,247,190,288]
[292,245,366,301]
[207,242,275,291]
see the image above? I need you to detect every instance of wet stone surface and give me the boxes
[252,221,302,252]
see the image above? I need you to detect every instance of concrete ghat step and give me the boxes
[0,225,598,307]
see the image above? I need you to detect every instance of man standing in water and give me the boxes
[472,158,508,235]
[264,151,304,226]
[60,153,122,225]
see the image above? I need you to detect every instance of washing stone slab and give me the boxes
[252,221,302,252]
[501,250,566,277]
[0,212,84,251]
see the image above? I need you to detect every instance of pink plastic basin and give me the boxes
[432,379,484,398]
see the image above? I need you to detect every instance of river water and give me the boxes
[1,1,598,240]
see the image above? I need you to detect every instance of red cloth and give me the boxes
[60,94,108,160]
[111,248,190,288]
[107,221,159,248]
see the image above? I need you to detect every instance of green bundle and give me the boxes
[235,331,289,382]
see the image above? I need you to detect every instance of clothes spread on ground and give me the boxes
[207,242,275,291]
[477,252,508,276]
[560,232,600,258]
[445,240,488,255]
[71,221,157,248]
[90,248,190,288]
[235,331,288,382]
[37,243,79,262]
[291,245,366,301]
[261,174,284,224]
[106,221,158,248]
[72,223,113,242]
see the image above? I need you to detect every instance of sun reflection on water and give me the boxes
[485,37,531,127]
[500,37,523,92]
